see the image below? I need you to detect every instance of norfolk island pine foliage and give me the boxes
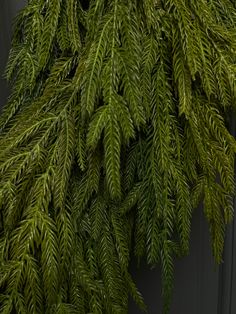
[0,0,236,313]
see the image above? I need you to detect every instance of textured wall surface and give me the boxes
[0,1,235,314]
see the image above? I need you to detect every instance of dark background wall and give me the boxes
[0,1,235,313]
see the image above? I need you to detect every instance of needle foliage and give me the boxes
[1,0,236,313]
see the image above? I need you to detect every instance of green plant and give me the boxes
[0,0,236,313]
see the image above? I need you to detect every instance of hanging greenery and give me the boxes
[0,0,236,313]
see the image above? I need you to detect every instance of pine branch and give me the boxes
[1,1,236,313]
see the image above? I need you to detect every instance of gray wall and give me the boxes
[129,207,220,314]
[0,1,235,313]
[0,1,25,104]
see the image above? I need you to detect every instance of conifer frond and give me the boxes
[38,0,62,70]
[161,240,174,314]
[172,26,192,116]
[67,0,82,53]
[87,106,108,148]
[104,110,121,199]
[98,224,127,312]
[57,1,71,52]
[40,212,60,307]
[23,254,43,313]
[111,208,130,269]
[89,196,107,240]
[125,271,147,312]
[54,108,76,210]
[1,0,236,313]
[81,16,110,117]
[56,207,75,275]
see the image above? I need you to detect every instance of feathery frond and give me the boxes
[1,0,236,313]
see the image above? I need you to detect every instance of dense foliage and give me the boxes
[0,0,236,313]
